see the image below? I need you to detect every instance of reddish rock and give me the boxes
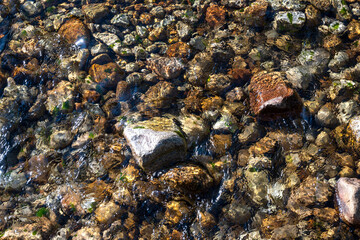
[336,177,360,225]
[89,62,125,90]
[58,18,90,46]
[205,4,226,28]
[27,155,49,184]
[248,71,302,120]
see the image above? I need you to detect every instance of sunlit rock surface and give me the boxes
[123,117,186,171]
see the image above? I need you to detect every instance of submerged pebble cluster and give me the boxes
[1,0,360,239]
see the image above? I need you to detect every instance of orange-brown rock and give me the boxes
[139,13,153,25]
[82,89,100,103]
[248,71,302,121]
[348,20,360,40]
[89,62,125,90]
[166,42,191,59]
[58,18,90,46]
[205,4,226,28]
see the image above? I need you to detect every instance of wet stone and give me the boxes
[287,176,332,218]
[186,52,214,86]
[26,155,49,184]
[123,117,186,172]
[137,81,177,116]
[160,165,214,194]
[206,4,226,28]
[89,62,125,90]
[21,0,43,17]
[336,177,360,225]
[45,81,75,114]
[248,71,303,120]
[49,130,73,149]
[111,13,130,27]
[58,18,90,47]
[95,200,122,225]
[82,3,109,23]
[147,57,185,80]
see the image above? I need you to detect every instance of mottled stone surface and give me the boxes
[147,57,185,79]
[206,4,226,28]
[248,71,303,120]
[89,62,125,90]
[336,177,360,225]
[58,18,90,46]
[161,165,214,194]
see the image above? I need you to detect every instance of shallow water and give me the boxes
[0,0,360,239]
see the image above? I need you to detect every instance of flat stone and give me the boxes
[336,177,360,225]
[123,117,186,172]
[248,71,303,120]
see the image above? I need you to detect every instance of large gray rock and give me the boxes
[336,177,360,225]
[123,117,186,171]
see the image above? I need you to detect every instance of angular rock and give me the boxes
[336,177,360,225]
[123,117,186,172]
[82,3,109,23]
[205,74,233,95]
[147,57,185,80]
[297,48,330,75]
[239,0,269,27]
[58,18,90,47]
[248,71,303,120]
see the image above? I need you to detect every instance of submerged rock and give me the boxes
[336,177,360,225]
[147,57,185,80]
[248,71,303,120]
[89,61,125,90]
[160,165,214,194]
[58,18,90,47]
[123,117,186,172]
